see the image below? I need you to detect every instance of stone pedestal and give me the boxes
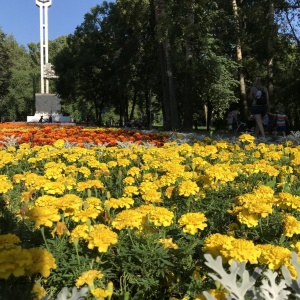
[27,94,71,123]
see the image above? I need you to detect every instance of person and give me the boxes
[226,109,239,131]
[249,77,270,139]
[193,118,198,130]
[48,115,52,123]
[39,116,43,123]
[268,105,288,138]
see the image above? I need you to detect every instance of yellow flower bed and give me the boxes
[1,133,300,299]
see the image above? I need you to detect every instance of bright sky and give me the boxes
[0,1,107,47]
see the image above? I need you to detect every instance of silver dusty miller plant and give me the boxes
[203,252,300,300]
[42,287,88,300]
[284,131,300,145]
[0,135,21,148]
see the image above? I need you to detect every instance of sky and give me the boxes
[0,0,106,47]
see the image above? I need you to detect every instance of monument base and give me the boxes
[27,113,71,123]
[27,93,71,123]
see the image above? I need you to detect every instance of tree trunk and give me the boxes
[154,0,179,130]
[145,89,152,129]
[267,1,275,107]
[129,89,137,121]
[206,101,213,131]
[232,0,247,120]
[182,0,195,130]
[157,43,171,129]
[93,98,100,125]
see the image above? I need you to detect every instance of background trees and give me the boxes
[1,0,300,130]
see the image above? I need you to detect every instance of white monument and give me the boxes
[27,0,70,123]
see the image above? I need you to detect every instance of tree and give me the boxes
[153,0,179,130]
[0,29,12,102]
[232,0,248,120]
[0,34,35,121]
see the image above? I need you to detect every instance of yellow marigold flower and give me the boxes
[159,238,178,250]
[86,224,118,253]
[34,195,58,208]
[234,188,275,226]
[0,248,32,279]
[158,174,177,187]
[165,186,175,199]
[51,221,70,237]
[123,185,139,197]
[107,161,118,168]
[65,165,79,176]
[141,189,162,203]
[0,234,21,250]
[292,241,300,253]
[203,233,234,258]
[237,210,260,227]
[284,260,299,279]
[192,157,210,170]
[281,165,294,175]
[57,194,83,216]
[21,191,35,202]
[44,181,66,195]
[57,176,77,191]
[53,139,65,149]
[263,150,283,161]
[195,289,228,300]
[283,213,300,237]
[44,162,67,179]
[19,142,30,149]
[127,166,141,177]
[75,270,104,288]
[238,133,255,143]
[143,205,174,227]
[253,185,274,197]
[276,192,300,210]
[7,146,16,152]
[220,238,261,264]
[143,173,156,182]
[24,248,57,277]
[0,151,15,168]
[70,224,90,243]
[204,164,238,187]
[117,158,131,167]
[77,179,105,192]
[123,176,135,185]
[178,180,199,197]
[24,173,50,190]
[0,175,13,194]
[91,288,112,300]
[150,160,161,169]
[26,206,60,228]
[31,283,47,300]
[257,244,292,270]
[112,209,146,231]
[104,197,134,209]
[77,166,91,178]
[13,173,26,184]
[178,212,207,235]
[72,207,100,223]
[139,181,159,193]
[85,197,103,211]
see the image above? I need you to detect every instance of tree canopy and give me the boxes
[1,0,300,129]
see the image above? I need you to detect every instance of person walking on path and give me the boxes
[249,77,270,139]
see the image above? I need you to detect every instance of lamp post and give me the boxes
[35,0,52,94]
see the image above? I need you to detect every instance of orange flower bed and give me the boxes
[0,123,168,147]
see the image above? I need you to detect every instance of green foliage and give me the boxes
[0,35,35,120]
[0,30,12,102]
